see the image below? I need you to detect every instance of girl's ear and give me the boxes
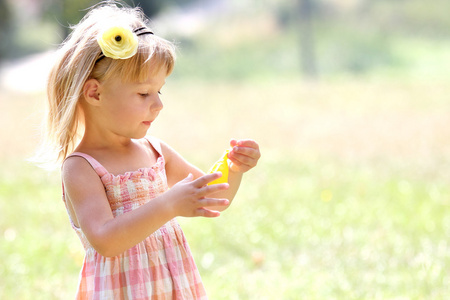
[83,79,101,106]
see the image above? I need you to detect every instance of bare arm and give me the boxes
[62,157,229,257]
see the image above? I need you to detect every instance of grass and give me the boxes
[1,77,450,299]
[0,167,82,299]
[181,154,450,299]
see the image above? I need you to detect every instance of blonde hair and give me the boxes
[33,1,175,168]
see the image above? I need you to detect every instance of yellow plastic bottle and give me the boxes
[207,149,230,185]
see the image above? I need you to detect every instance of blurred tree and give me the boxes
[0,0,13,63]
[298,0,318,78]
[129,0,202,18]
[43,0,98,38]
[43,0,170,39]
[122,0,165,18]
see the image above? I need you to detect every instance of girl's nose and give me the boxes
[152,96,163,112]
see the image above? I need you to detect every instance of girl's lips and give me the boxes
[143,121,151,126]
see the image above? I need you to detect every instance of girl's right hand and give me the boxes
[167,173,230,218]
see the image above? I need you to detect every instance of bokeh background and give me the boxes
[1,0,450,299]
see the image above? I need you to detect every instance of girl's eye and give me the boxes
[158,91,162,95]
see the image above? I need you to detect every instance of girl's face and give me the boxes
[97,67,166,140]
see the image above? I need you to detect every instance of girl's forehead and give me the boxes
[139,67,168,84]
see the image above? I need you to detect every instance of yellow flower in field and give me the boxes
[97,26,138,59]
[207,149,230,185]
[321,189,333,202]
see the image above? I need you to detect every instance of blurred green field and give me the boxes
[1,78,450,299]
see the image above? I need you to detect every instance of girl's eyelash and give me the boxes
[139,92,161,96]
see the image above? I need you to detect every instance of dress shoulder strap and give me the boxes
[64,152,109,178]
[145,136,163,157]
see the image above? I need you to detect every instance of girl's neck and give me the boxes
[74,136,158,176]
[77,116,136,153]
[77,133,134,153]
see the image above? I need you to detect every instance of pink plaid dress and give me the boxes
[63,137,207,299]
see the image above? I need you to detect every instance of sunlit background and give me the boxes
[1,0,450,299]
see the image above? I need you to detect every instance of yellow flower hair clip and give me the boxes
[96,26,154,61]
[97,26,139,59]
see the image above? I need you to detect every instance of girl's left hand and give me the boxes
[228,139,261,173]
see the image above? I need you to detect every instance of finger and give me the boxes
[235,139,259,149]
[193,172,223,188]
[231,146,260,159]
[198,198,230,208]
[196,208,221,218]
[180,173,194,183]
[198,183,229,197]
[228,159,250,173]
[228,150,256,167]
[228,152,256,172]
[229,139,238,147]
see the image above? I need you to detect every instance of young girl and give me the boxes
[36,2,260,299]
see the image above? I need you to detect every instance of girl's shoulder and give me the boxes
[61,154,106,204]
[62,152,107,181]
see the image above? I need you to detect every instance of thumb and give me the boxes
[182,173,194,182]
